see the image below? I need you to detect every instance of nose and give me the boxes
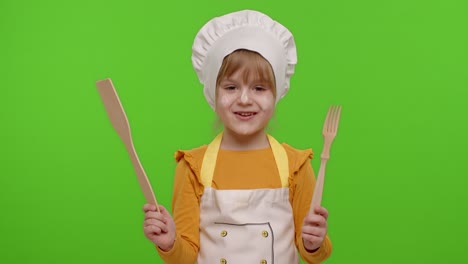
[239,88,252,104]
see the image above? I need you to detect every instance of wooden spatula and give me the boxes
[96,78,159,212]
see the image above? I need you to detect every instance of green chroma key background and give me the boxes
[1,0,467,263]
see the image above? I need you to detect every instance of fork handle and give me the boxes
[320,141,332,160]
[310,158,327,213]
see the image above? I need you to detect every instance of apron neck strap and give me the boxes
[200,132,289,188]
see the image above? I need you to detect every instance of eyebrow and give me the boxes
[220,78,268,84]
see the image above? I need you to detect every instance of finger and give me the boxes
[302,221,327,234]
[143,204,158,213]
[145,211,165,221]
[158,206,173,222]
[314,206,329,219]
[143,218,164,227]
[144,219,169,233]
[144,225,163,235]
[302,225,327,238]
[144,219,169,234]
[302,232,322,246]
[304,214,327,227]
[157,205,167,213]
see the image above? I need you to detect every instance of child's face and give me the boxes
[215,69,275,138]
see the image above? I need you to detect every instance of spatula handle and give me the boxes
[126,142,159,207]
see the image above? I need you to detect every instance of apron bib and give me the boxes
[197,133,299,264]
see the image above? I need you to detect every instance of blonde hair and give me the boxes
[215,49,276,98]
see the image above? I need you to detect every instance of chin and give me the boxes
[231,128,265,137]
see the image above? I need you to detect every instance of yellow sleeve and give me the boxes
[286,146,332,263]
[156,150,205,263]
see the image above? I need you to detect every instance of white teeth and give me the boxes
[238,112,253,116]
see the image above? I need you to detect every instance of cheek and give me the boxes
[257,94,275,112]
[217,93,236,109]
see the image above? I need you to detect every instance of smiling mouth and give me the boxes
[234,112,257,119]
[235,112,256,116]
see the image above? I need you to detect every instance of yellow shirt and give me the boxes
[157,143,332,264]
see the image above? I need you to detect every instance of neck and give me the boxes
[220,130,270,151]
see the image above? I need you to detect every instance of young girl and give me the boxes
[143,10,332,264]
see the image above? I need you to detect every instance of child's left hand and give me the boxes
[302,205,329,252]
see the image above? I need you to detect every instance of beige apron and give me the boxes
[197,133,300,264]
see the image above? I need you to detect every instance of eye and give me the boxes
[224,85,236,90]
[254,86,267,92]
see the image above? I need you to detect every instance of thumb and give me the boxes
[157,205,169,215]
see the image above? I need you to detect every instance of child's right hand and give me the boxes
[143,204,176,251]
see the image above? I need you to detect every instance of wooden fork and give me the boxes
[310,105,342,213]
[96,78,160,212]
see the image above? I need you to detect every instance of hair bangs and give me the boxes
[216,49,276,96]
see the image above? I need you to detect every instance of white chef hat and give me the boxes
[192,10,297,109]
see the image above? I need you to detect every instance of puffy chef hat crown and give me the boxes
[192,10,297,109]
